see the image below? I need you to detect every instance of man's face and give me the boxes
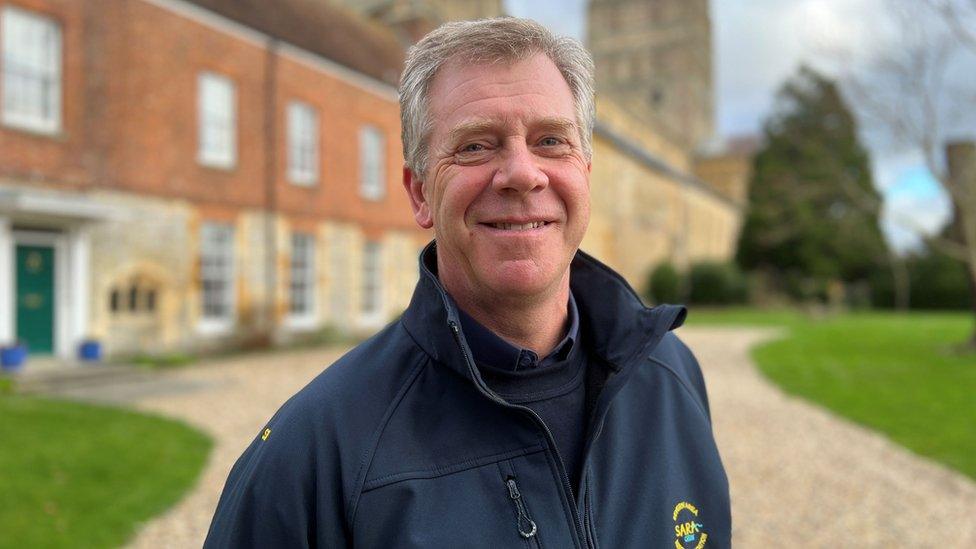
[404,53,591,304]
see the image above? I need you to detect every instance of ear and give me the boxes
[403,165,433,229]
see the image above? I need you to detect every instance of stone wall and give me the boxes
[585,113,742,296]
[83,189,425,356]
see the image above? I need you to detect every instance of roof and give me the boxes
[594,121,741,211]
[186,0,406,86]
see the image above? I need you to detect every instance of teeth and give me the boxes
[491,222,546,230]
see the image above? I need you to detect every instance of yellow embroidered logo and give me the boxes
[673,501,708,549]
[261,428,272,441]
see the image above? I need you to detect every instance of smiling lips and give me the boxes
[486,221,550,231]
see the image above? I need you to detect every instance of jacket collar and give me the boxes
[401,241,686,383]
[457,291,579,372]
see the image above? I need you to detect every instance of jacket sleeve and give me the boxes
[204,401,352,548]
[653,331,712,423]
[671,334,711,422]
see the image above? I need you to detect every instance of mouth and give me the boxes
[484,221,550,231]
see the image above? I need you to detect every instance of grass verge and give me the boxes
[0,396,212,548]
[687,308,976,480]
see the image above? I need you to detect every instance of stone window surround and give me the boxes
[286,231,318,329]
[198,222,235,334]
[360,239,383,326]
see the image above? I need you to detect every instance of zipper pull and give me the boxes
[506,478,521,499]
[506,477,537,539]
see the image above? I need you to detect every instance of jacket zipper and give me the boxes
[583,477,597,548]
[506,477,538,540]
[449,321,593,549]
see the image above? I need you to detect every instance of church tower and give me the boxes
[587,0,714,150]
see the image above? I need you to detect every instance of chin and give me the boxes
[480,260,565,299]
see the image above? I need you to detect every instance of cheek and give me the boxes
[555,171,591,211]
[442,172,491,220]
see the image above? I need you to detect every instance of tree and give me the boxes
[736,66,890,303]
[843,0,976,348]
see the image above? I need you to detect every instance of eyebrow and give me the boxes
[446,116,578,144]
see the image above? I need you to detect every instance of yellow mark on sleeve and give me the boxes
[261,428,272,441]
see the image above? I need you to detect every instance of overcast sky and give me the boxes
[504,0,963,253]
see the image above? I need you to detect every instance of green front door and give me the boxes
[16,245,56,354]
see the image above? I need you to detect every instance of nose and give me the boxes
[491,140,549,195]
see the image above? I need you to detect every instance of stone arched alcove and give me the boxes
[102,262,175,355]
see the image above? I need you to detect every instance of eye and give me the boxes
[538,137,562,147]
[460,142,487,153]
[454,141,493,165]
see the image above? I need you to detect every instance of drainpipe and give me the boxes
[263,38,279,337]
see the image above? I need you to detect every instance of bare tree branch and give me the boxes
[925,0,976,53]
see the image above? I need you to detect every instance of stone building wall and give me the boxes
[595,99,692,176]
[81,187,426,356]
[87,190,196,354]
[692,153,752,207]
[585,111,742,296]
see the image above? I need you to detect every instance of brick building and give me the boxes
[1,0,752,363]
[1,0,428,360]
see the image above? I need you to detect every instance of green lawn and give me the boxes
[0,396,212,549]
[686,308,976,480]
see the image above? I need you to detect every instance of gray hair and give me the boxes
[398,17,596,177]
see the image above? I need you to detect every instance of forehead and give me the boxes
[426,53,576,138]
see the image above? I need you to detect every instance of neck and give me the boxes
[442,270,571,357]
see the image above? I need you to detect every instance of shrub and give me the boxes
[910,251,970,310]
[782,271,828,303]
[647,262,682,304]
[868,266,896,308]
[868,251,970,311]
[688,261,749,305]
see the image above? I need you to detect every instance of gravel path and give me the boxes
[681,327,976,548]
[122,327,976,548]
[125,347,348,548]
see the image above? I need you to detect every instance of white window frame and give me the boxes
[197,72,237,169]
[1,6,62,134]
[286,232,318,328]
[287,100,319,186]
[198,223,235,333]
[360,240,384,326]
[359,125,386,201]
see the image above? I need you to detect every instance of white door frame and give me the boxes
[0,217,12,344]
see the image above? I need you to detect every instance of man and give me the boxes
[206,18,729,548]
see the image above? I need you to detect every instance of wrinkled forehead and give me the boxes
[426,53,576,131]
[427,51,570,107]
